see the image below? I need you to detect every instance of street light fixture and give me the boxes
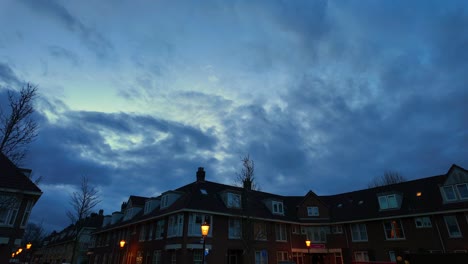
[201,221,210,264]
[305,239,311,264]
[119,240,126,248]
[26,242,32,250]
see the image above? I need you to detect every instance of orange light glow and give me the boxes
[119,240,126,248]
[305,239,311,247]
[26,243,32,250]
[201,222,210,237]
[416,192,422,197]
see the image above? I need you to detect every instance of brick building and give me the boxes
[0,152,42,263]
[89,165,468,264]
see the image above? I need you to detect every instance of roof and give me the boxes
[96,164,468,232]
[0,152,42,194]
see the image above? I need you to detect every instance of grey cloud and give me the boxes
[0,62,22,87]
[20,0,113,59]
[48,46,80,66]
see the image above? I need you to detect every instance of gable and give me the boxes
[444,165,468,185]
[298,190,329,219]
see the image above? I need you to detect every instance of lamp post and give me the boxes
[119,240,126,264]
[305,239,311,264]
[201,221,210,264]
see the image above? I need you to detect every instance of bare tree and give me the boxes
[368,170,406,188]
[22,222,46,248]
[67,176,101,224]
[235,154,260,191]
[0,83,38,165]
[67,176,101,264]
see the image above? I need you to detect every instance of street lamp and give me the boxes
[305,239,311,264]
[26,242,32,250]
[201,221,210,264]
[119,239,126,248]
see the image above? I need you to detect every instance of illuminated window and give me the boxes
[383,219,405,240]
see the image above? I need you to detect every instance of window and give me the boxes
[188,213,212,236]
[193,250,203,264]
[443,186,457,201]
[354,251,369,262]
[307,206,319,216]
[227,193,241,208]
[444,215,462,238]
[277,251,288,262]
[161,195,169,208]
[415,217,432,228]
[331,225,343,234]
[139,224,146,241]
[152,250,161,264]
[136,251,143,264]
[305,226,328,243]
[254,222,267,240]
[388,251,396,262]
[229,218,241,239]
[21,200,33,227]
[383,220,405,240]
[167,214,184,237]
[351,224,368,241]
[148,223,154,240]
[292,252,304,264]
[378,194,398,210]
[456,183,468,199]
[155,220,165,239]
[255,250,268,264]
[272,201,284,214]
[0,196,19,226]
[275,224,287,241]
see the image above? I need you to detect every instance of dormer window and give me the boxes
[378,194,398,210]
[161,195,169,209]
[227,193,241,208]
[441,183,468,202]
[272,201,284,215]
[307,206,319,216]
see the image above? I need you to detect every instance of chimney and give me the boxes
[243,178,252,190]
[196,167,205,182]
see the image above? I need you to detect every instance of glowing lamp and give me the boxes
[201,221,210,237]
[17,248,23,254]
[305,239,311,247]
[119,240,126,248]
[26,242,32,250]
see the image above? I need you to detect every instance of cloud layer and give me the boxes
[0,0,466,231]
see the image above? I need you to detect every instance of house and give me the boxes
[35,210,104,264]
[89,165,468,264]
[0,152,42,263]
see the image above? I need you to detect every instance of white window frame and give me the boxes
[161,195,169,208]
[442,186,457,202]
[307,206,319,216]
[20,200,33,227]
[350,224,368,242]
[229,218,242,239]
[155,220,165,239]
[455,183,468,200]
[167,214,184,237]
[255,250,268,264]
[354,251,369,262]
[227,193,241,208]
[275,224,287,241]
[331,225,343,234]
[444,215,462,238]
[277,251,288,262]
[388,251,396,262]
[193,249,203,264]
[188,213,212,237]
[378,194,398,210]
[383,219,405,240]
[272,201,284,215]
[415,217,432,228]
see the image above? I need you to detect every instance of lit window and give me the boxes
[272,201,284,214]
[415,217,432,228]
[307,206,319,216]
[383,220,405,240]
[350,224,368,242]
[444,215,462,238]
[227,193,241,208]
[378,194,398,210]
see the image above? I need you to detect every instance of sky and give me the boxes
[0,0,467,232]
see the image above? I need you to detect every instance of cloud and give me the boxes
[0,62,22,87]
[20,0,113,59]
[48,46,80,66]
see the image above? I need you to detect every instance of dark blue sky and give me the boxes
[0,0,467,232]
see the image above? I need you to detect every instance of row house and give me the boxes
[0,152,42,263]
[89,165,468,264]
